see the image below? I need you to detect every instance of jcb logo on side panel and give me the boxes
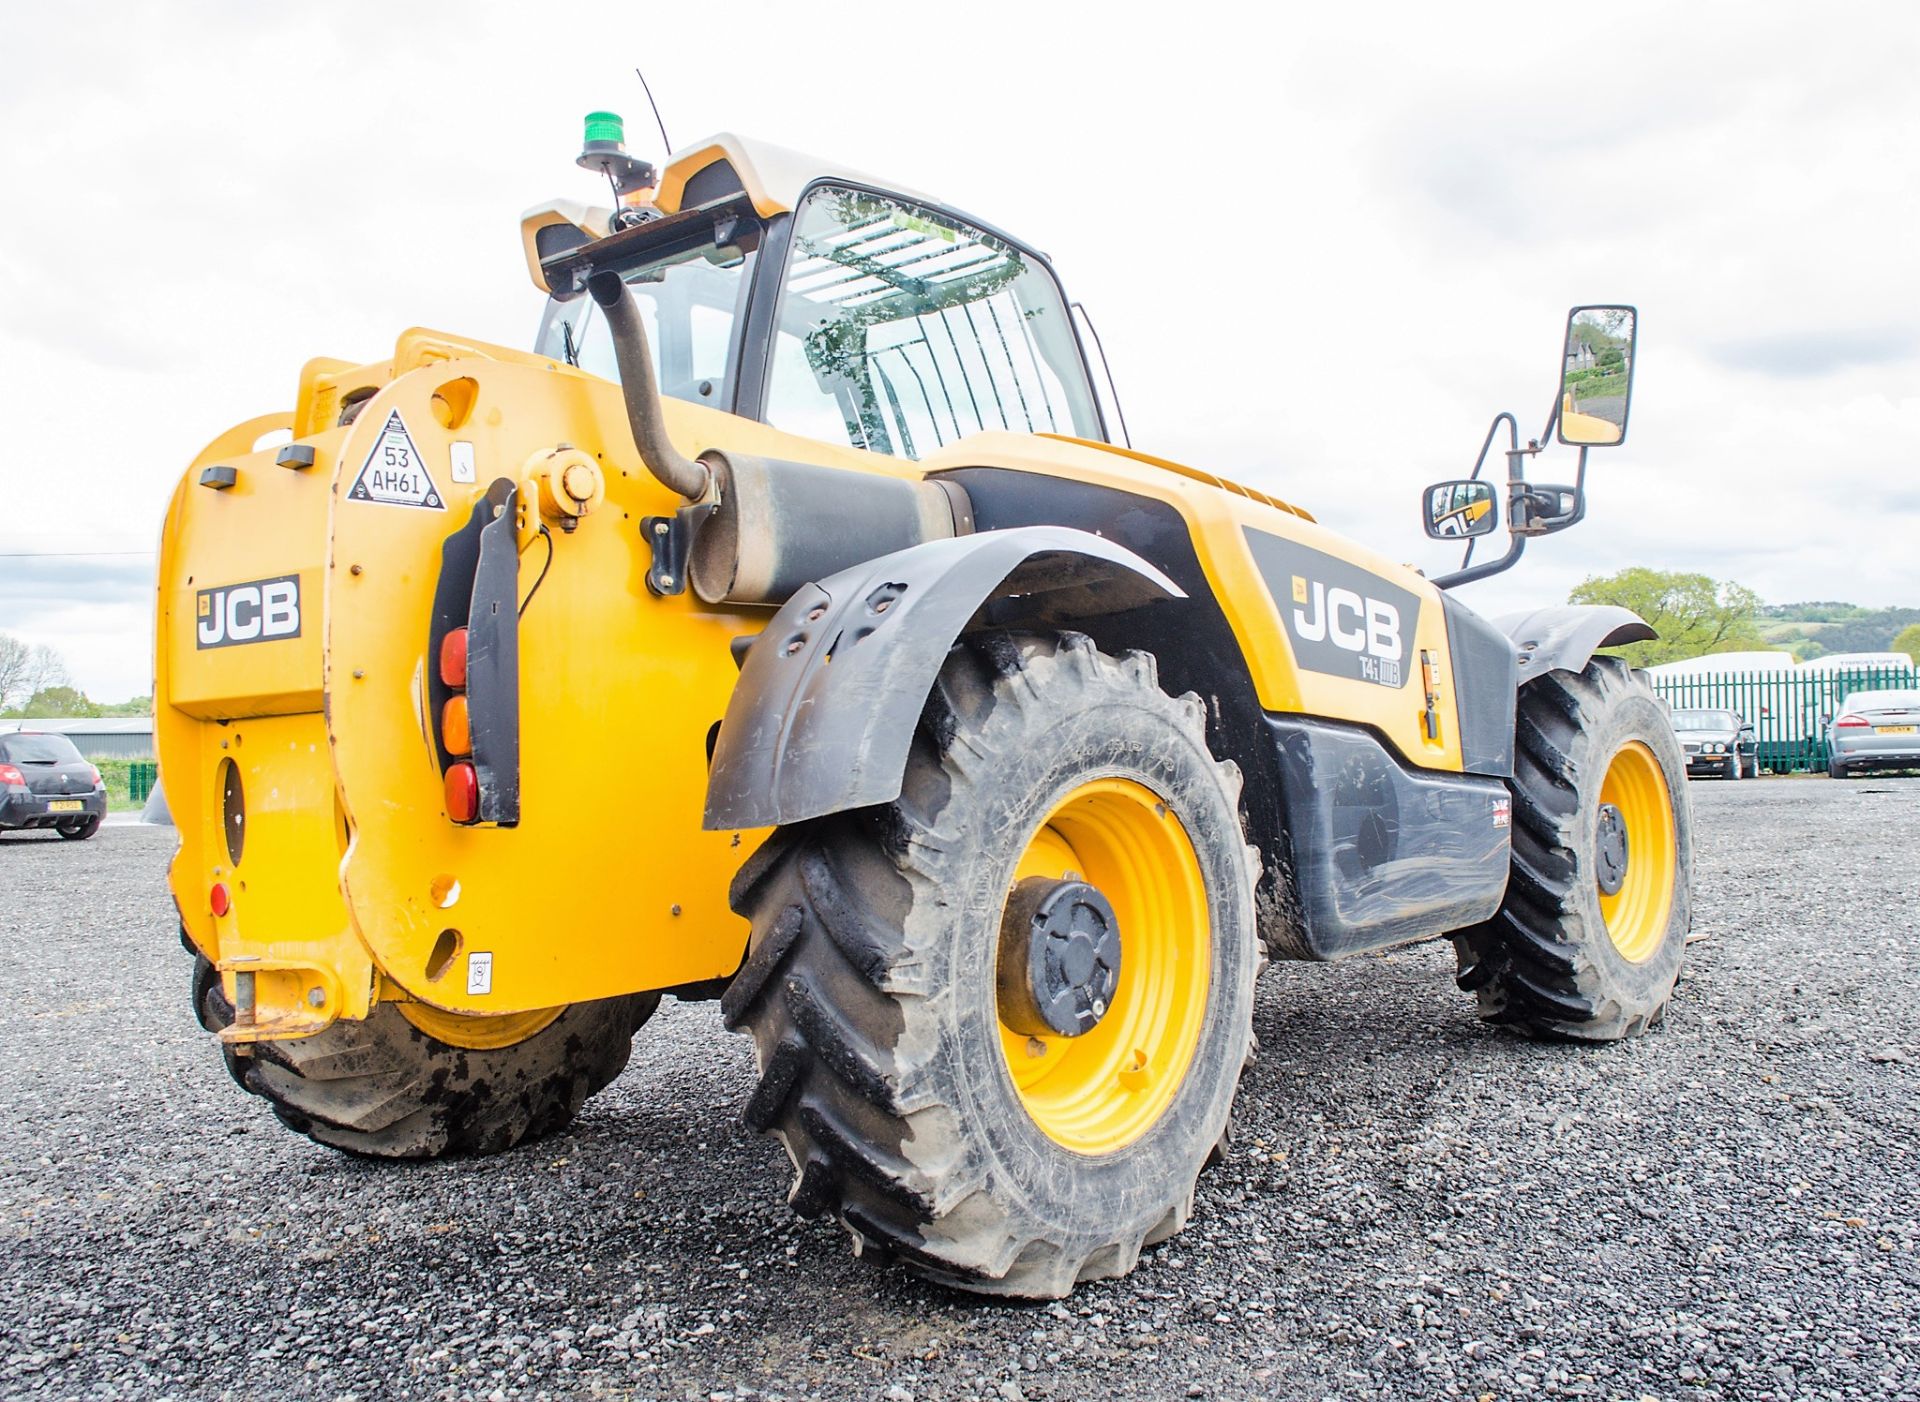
[196,575,301,649]
[1242,529,1421,690]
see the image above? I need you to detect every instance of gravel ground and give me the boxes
[3,777,1917,1401]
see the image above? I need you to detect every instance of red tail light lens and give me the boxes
[439,628,469,690]
[210,882,231,917]
[1835,714,1870,729]
[442,695,472,756]
[0,764,23,788]
[445,762,479,823]
[89,764,104,789]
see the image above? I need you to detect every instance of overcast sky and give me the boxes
[3,1,1916,703]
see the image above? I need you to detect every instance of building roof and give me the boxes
[0,716,154,735]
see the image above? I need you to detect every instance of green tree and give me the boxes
[14,685,98,718]
[95,695,152,717]
[0,634,68,711]
[1895,623,1920,666]
[1568,568,1773,667]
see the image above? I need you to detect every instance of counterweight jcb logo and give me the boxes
[1244,529,1419,690]
[196,575,301,649]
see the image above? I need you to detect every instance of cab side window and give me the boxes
[762,186,1101,457]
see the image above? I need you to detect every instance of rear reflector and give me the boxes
[442,695,472,756]
[210,882,231,917]
[445,762,479,823]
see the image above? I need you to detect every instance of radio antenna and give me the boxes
[635,67,672,156]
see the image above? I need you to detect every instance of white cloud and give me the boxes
[2,0,1915,701]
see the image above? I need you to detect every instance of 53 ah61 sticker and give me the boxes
[348,410,443,510]
[1243,529,1419,689]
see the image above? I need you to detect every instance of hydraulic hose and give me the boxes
[585,270,711,501]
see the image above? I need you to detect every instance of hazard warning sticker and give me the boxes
[347,410,444,510]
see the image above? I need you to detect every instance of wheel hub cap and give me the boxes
[1595,801,1630,896]
[997,877,1122,1038]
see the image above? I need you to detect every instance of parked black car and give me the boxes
[1669,708,1759,780]
[0,731,107,839]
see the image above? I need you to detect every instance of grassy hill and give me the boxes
[1756,603,1920,659]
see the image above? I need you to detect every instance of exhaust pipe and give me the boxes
[585,269,972,606]
[586,270,711,502]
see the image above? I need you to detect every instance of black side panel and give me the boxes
[933,468,1299,951]
[1268,716,1510,958]
[1441,592,1518,776]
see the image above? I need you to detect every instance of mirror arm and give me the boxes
[1433,528,1525,590]
[1465,411,1521,483]
[1436,412,1538,590]
[1539,383,1563,448]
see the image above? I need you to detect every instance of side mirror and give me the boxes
[1422,479,1498,539]
[1557,305,1636,446]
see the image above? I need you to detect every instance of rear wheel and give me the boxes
[722,633,1259,1297]
[1453,656,1691,1039]
[57,815,102,840]
[193,954,655,1157]
[1828,756,1847,779]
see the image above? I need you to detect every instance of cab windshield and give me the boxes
[761,187,1101,457]
[535,237,757,409]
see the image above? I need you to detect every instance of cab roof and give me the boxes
[654,132,945,219]
[521,132,947,296]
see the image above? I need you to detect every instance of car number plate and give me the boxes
[1875,725,1917,735]
[48,799,84,813]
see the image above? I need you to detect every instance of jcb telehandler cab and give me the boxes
[159,116,1688,1297]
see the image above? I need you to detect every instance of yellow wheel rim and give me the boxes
[1596,741,1678,963]
[996,778,1211,1156]
[397,1001,564,1050]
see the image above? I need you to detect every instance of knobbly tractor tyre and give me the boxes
[722,632,1260,1297]
[192,954,656,1157]
[1453,655,1691,1040]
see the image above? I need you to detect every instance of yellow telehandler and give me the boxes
[158,116,1687,1297]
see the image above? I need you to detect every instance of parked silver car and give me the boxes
[1828,689,1920,778]
[1670,707,1759,780]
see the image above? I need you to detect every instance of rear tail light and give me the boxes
[1835,714,1870,729]
[439,627,469,690]
[89,764,104,789]
[441,696,472,756]
[0,764,23,788]
[445,762,479,823]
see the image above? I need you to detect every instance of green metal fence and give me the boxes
[128,761,160,804]
[1648,665,1917,774]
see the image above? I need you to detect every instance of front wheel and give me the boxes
[722,633,1260,1297]
[1453,656,1692,1039]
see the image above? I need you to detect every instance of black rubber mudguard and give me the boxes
[702,527,1183,830]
